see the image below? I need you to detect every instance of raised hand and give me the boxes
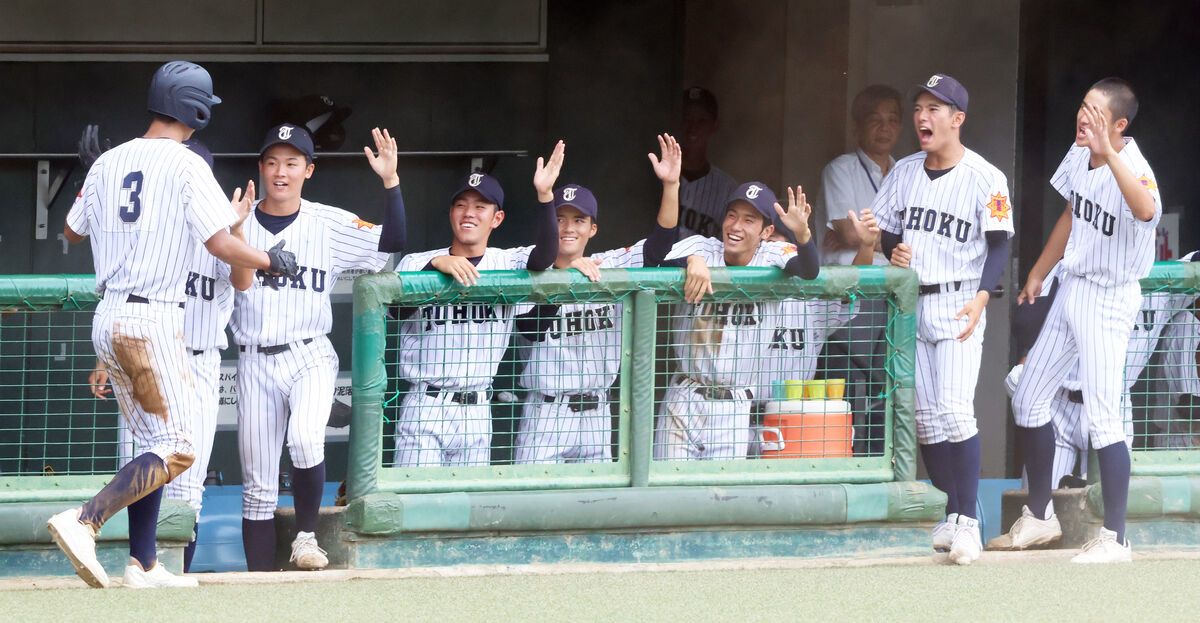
[431,255,482,287]
[533,140,566,201]
[648,134,682,185]
[773,186,812,244]
[77,124,110,169]
[364,127,400,188]
[847,208,881,248]
[230,180,255,229]
[570,256,604,282]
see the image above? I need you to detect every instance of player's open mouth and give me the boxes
[560,235,578,243]
[918,127,933,142]
[459,222,477,230]
[726,233,744,243]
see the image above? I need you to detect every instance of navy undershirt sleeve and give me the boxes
[515,304,560,340]
[881,230,902,259]
[978,231,1011,294]
[643,224,678,268]
[524,200,559,271]
[783,239,820,279]
[377,186,407,253]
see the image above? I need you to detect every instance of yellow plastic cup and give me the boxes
[825,378,846,399]
[785,380,806,400]
[804,380,827,400]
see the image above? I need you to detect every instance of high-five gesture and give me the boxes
[230,180,256,231]
[773,186,812,245]
[648,133,682,186]
[534,140,566,202]
[364,127,400,189]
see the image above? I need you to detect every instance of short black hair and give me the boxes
[851,84,902,129]
[1090,77,1138,127]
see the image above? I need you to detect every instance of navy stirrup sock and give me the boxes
[949,435,982,520]
[292,461,326,534]
[1019,423,1056,519]
[242,518,277,571]
[1096,443,1131,543]
[920,441,959,516]
[127,486,163,570]
[183,524,199,573]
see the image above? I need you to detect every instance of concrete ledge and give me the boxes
[999,478,1200,551]
[344,483,946,537]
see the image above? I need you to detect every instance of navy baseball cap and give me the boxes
[553,184,598,221]
[182,139,214,170]
[912,73,969,113]
[683,86,719,118]
[259,123,315,161]
[727,182,778,223]
[451,172,505,209]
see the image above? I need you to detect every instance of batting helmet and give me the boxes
[147,61,222,130]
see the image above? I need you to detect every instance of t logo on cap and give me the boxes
[562,187,577,201]
[745,184,762,199]
[926,75,943,88]
[468,173,483,187]
[278,125,294,140]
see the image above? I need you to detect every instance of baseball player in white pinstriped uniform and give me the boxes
[100,140,245,573]
[1005,78,1160,563]
[652,181,822,460]
[875,74,1014,566]
[678,87,738,240]
[230,125,405,571]
[513,135,683,464]
[1156,268,1200,449]
[393,144,562,468]
[49,61,296,589]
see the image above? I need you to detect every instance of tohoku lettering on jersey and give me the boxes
[518,242,646,394]
[664,235,799,388]
[678,166,738,239]
[183,246,235,351]
[396,246,533,390]
[66,138,237,301]
[872,148,1014,285]
[1051,140,1161,286]
[231,199,388,346]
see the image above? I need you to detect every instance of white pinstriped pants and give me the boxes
[654,376,753,460]
[1049,387,1135,486]
[913,288,985,444]
[394,387,492,467]
[118,348,221,513]
[237,336,337,521]
[1014,274,1140,450]
[93,297,194,462]
[514,393,612,464]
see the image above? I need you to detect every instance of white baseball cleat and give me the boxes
[121,562,199,588]
[932,513,959,552]
[290,531,328,570]
[46,507,110,588]
[1006,504,1062,549]
[948,515,982,566]
[1071,527,1132,564]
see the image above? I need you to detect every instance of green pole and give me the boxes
[630,290,657,487]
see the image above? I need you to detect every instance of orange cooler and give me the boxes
[759,399,853,458]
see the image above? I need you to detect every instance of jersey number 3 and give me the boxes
[119,171,144,223]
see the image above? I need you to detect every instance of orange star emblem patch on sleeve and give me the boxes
[1138,175,1158,191]
[987,192,1011,221]
[352,218,377,229]
[781,243,798,256]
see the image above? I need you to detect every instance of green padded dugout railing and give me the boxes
[1128,260,1200,475]
[348,265,918,500]
[0,275,118,502]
